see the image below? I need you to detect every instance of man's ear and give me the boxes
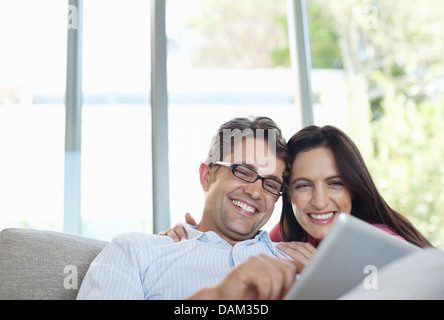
[199,163,212,192]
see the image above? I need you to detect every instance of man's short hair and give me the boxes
[206,116,291,187]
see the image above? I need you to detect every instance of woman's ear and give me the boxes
[199,163,212,192]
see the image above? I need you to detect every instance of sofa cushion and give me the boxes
[0,228,107,300]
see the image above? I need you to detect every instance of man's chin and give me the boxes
[226,226,263,242]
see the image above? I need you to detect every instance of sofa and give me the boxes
[0,228,107,300]
[2,227,444,300]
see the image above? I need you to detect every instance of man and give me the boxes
[77,116,302,300]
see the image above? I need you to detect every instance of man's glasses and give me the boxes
[213,161,284,197]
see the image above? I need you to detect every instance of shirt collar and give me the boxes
[183,224,280,254]
[245,230,282,256]
[182,224,230,245]
[182,223,206,240]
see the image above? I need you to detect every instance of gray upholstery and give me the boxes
[0,228,107,300]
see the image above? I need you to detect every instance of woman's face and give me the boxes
[288,147,353,241]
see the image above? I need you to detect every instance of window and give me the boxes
[0,0,67,231]
[0,0,153,241]
[166,0,302,231]
[307,0,444,247]
[81,0,152,239]
[3,0,441,247]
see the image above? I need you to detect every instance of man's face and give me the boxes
[199,138,286,245]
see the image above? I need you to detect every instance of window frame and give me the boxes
[63,0,313,234]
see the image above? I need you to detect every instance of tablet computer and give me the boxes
[284,213,421,300]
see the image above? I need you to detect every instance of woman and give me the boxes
[164,125,432,263]
[273,125,431,262]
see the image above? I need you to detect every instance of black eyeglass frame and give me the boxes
[213,161,285,197]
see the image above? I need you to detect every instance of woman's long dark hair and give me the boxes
[280,125,432,248]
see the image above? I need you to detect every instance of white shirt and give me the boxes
[77,225,289,300]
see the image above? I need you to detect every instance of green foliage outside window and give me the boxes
[174,0,444,247]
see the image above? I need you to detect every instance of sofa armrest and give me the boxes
[0,228,107,300]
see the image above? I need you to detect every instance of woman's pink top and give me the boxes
[268,221,405,243]
[269,223,284,242]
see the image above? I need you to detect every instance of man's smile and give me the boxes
[231,198,259,216]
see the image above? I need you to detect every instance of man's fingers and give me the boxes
[161,225,187,242]
[203,254,301,300]
[244,255,300,300]
[185,213,197,226]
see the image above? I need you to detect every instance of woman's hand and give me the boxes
[158,213,197,242]
[276,242,316,266]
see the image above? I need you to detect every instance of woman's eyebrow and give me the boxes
[290,177,311,185]
[324,175,343,181]
[290,175,343,185]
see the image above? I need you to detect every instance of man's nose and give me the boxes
[243,179,263,199]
